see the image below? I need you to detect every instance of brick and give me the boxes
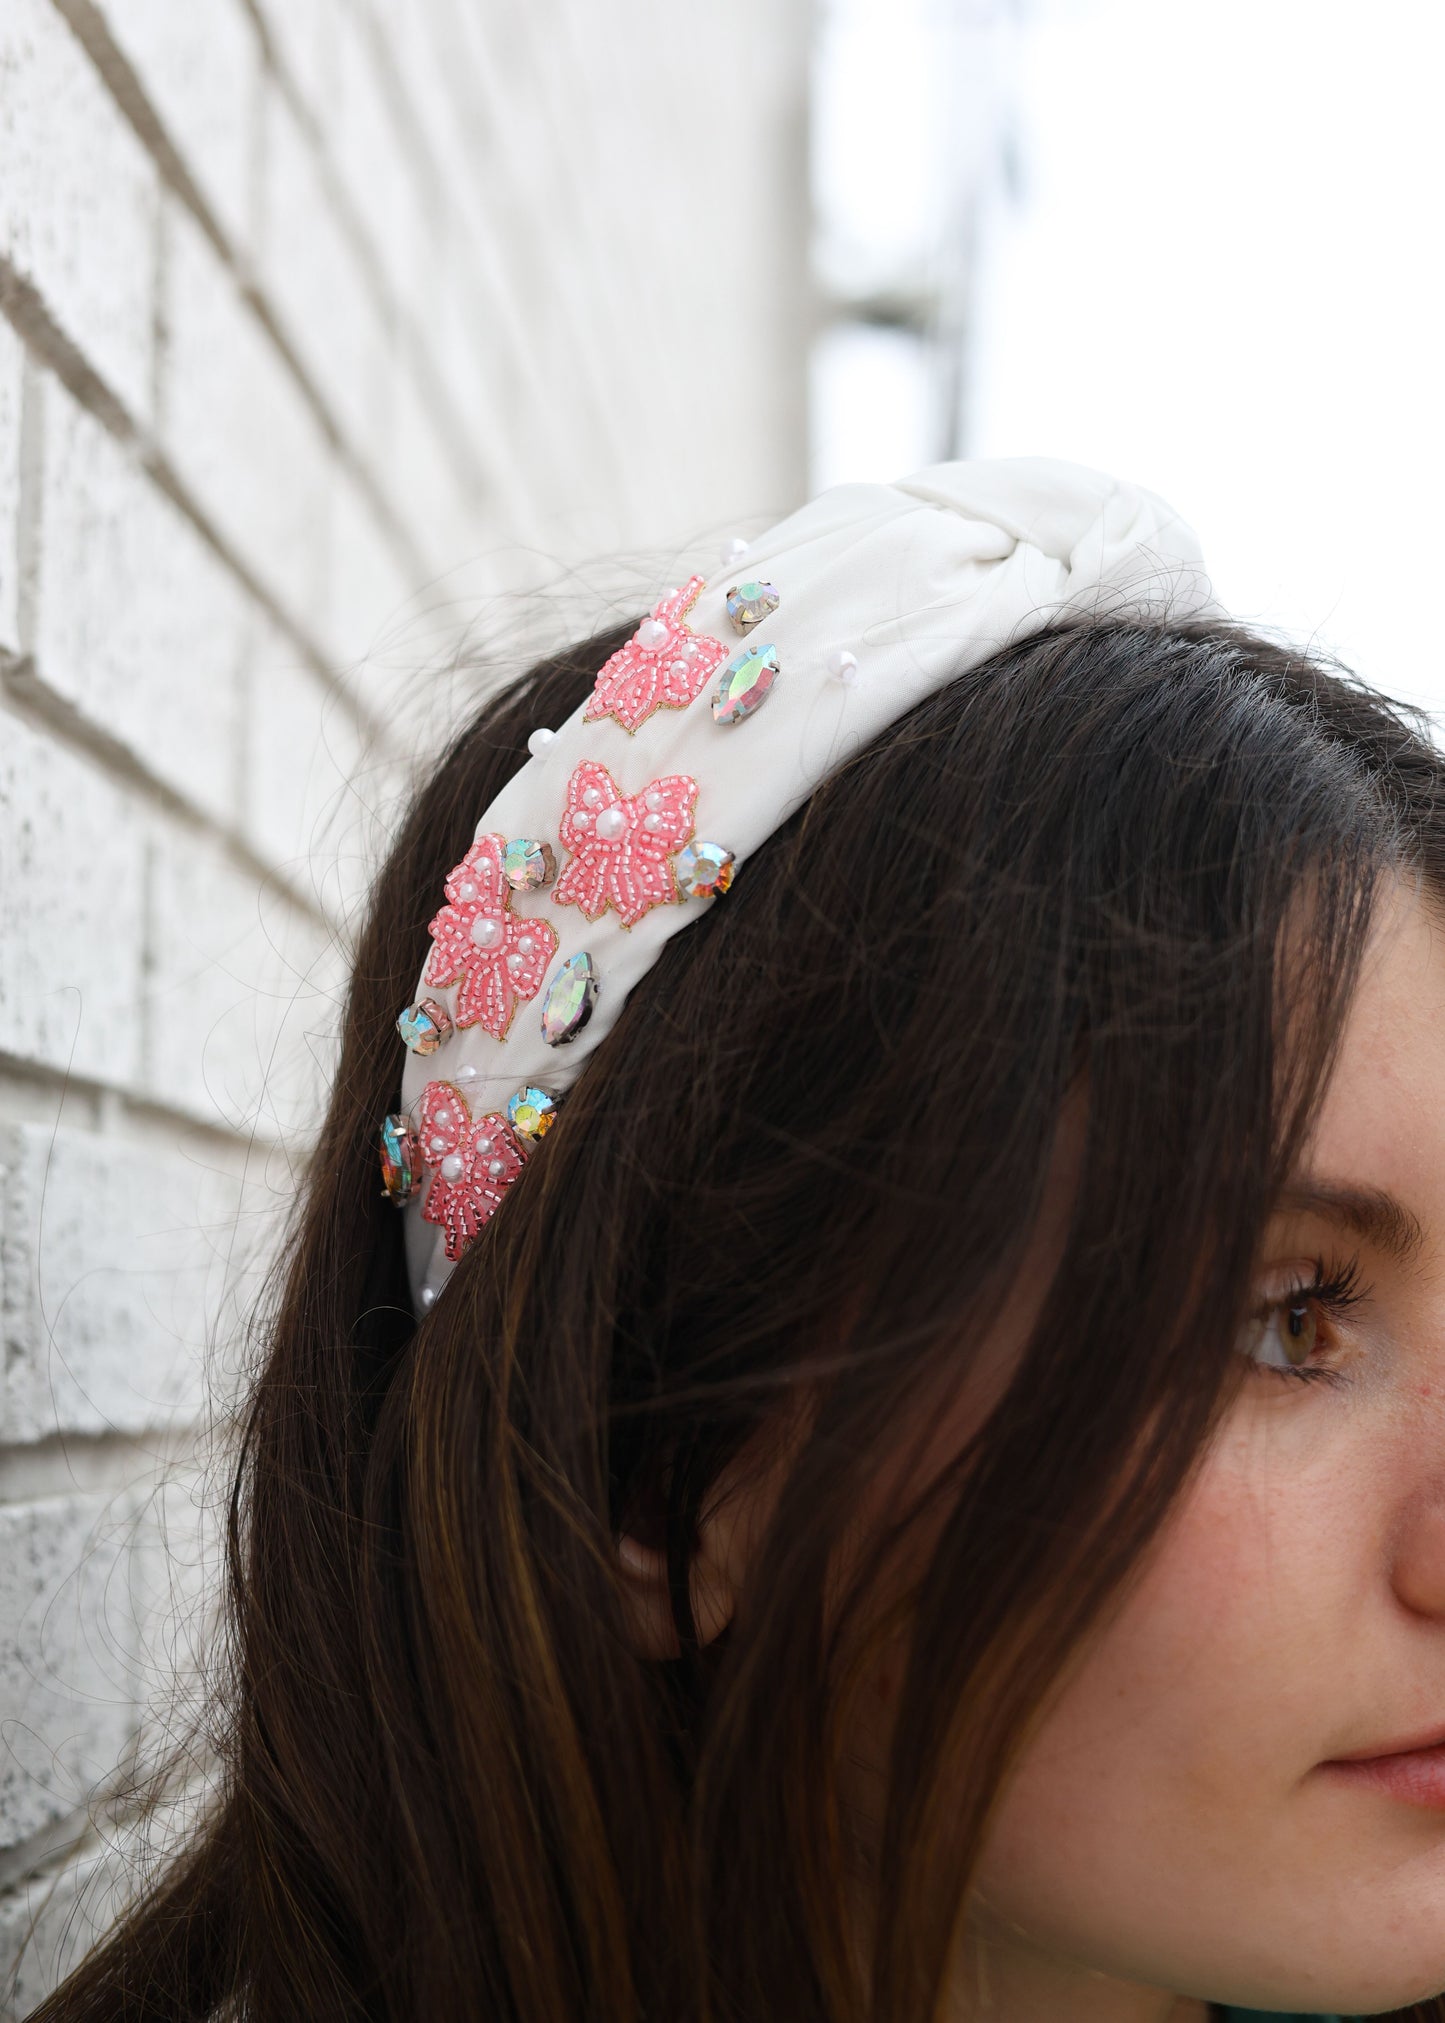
[157,198,331,647]
[322,470,424,708]
[257,88,395,480]
[27,371,247,829]
[140,824,342,1136]
[330,8,430,315]
[0,1122,241,1444]
[87,0,264,254]
[249,0,343,123]
[0,1835,120,2019]
[0,716,145,1088]
[240,621,373,923]
[0,1490,144,1851]
[0,1776,211,2016]
[0,0,158,423]
[0,317,22,656]
[388,361,485,586]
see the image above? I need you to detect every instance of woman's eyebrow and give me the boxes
[1277,1180,1425,1264]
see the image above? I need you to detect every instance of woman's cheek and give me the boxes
[966,1424,1362,1977]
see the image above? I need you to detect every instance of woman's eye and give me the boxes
[1252,1298,1320,1370]
[1237,1255,1365,1385]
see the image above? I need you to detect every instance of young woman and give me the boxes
[31,462,1445,2022]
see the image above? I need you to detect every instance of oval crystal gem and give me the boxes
[507,1085,557,1141]
[503,837,557,890]
[540,951,599,1046]
[712,643,780,726]
[675,842,736,900]
[378,1114,421,1204]
[724,579,780,634]
[396,997,452,1055]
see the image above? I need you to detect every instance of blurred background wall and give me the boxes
[2,0,1442,2009]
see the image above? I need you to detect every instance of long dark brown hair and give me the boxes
[28,614,1445,2022]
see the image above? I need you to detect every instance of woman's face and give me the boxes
[966,881,1445,2017]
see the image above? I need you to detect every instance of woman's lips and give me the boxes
[1322,1740,1445,1809]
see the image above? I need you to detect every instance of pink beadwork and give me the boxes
[584,577,728,734]
[417,1081,526,1262]
[553,760,697,928]
[424,832,558,1039]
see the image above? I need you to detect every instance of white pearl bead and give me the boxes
[440,1154,464,1182]
[827,648,859,685]
[682,641,699,662]
[595,806,626,841]
[573,811,592,830]
[527,727,556,758]
[469,916,502,949]
[669,659,687,678]
[418,1285,438,1310]
[637,618,669,651]
[644,813,662,832]
[435,1108,451,1124]
[429,1134,446,1153]
[488,1158,506,1177]
[721,536,748,566]
[583,786,602,808]
[477,1135,493,1154]
[457,879,477,901]
[645,791,663,811]
[506,952,523,974]
[454,1064,478,1086]
[518,934,534,954]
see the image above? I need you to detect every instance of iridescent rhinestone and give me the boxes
[502,837,556,891]
[725,579,780,634]
[713,643,780,726]
[675,842,736,900]
[507,1085,557,1142]
[540,951,598,1046]
[378,1114,421,1204]
[396,997,452,1055]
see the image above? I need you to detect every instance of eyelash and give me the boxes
[1252,1252,1368,1387]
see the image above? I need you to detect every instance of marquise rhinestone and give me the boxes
[712,643,780,725]
[378,1114,421,1204]
[675,842,736,900]
[396,997,452,1055]
[503,837,557,890]
[725,579,780,633]
[540,951,599,1046]
[507,1085,557,1141]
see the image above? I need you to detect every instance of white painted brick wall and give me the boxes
[0,321,21,655]
[0,0,810,2007]
[25,371,249,829]
[0,0,159,423]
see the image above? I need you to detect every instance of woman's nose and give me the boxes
[1391,1490,1445,1620]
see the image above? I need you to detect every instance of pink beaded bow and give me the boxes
[418,1081,526,1260]
[584,577,729,734]
[424,833,558,1038]
[552,760,697,927]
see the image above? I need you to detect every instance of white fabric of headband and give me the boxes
[393,456,1215,1311]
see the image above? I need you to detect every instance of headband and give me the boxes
[384,457,1216,1312]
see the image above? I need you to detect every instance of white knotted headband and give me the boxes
[388,456,1216,1312]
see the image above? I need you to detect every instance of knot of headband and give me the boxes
[384,456,1216,1312]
